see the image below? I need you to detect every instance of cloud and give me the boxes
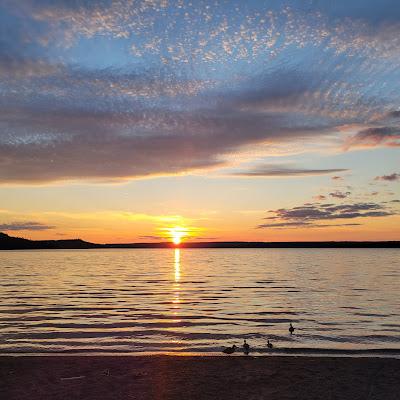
[7,0,400,62]
[386,111,400,119]
[375,173,400,182]
[192,237,219,240]
[0,221,55,231]
[257,201,395,229]
[329,191,351,199]
[1,102,339,183]
[257,221,362,229]
[345,127,400,149]
[0,57,60,80]
[230,165,348,178]
[137,235,166,241]
[313,195,327,201]
[1,1,400,185]
[0,60,348,185]
[331,176,343,180]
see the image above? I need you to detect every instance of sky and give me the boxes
[0,0,399,243]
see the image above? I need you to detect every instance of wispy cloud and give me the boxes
[137,235,165,241]
[257,201,395,229]
[345,127,400,149]
[257,221,362,229]
[0,221,55,231]
[230,165,348,178]
[375,173,400,182]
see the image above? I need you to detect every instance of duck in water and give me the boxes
[267,340,273,349]
[243,340,250,355]
[289,323,295,335]
[222,345,237,355]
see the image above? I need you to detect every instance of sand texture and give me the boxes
[1,355,399,400]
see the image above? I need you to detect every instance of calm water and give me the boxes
[0,248,399,354]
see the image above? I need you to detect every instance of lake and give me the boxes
[0,248,399,354]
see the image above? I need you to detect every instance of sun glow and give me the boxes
[169,226,187,245]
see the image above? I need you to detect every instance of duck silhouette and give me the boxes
[289,323,295,334]
[243,340,250,355]
[222,345,237,355]
[267,340,273,349]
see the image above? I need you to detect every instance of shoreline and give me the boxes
[2,233,400,250]
[1,355,399,399]
[1,347,400,359]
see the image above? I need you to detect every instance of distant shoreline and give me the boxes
[1,232,399,250]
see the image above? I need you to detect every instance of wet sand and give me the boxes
[1,355,399,400]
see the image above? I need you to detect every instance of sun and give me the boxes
[169,227,187,245]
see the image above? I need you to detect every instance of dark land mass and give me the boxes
[1,355,399,400]
[0,232,98,250]
[1,232,399,250]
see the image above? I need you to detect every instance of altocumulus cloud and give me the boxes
[1,1,400,183]
[257,202,395,229]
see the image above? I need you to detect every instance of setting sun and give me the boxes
[169,227,187,245]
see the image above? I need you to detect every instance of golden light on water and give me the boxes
[172,248,181,315]
[174,248,181,282]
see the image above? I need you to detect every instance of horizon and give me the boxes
[1,231,400,246]
[0,1,399,243]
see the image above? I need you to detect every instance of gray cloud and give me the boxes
[0,221,55,231]
[231,165,348,178]
[345,127,400,149]
[258,221,310,228]
[0,60,346,184]
[0,58,344,185]
[257,201,395,229]
[375,173,400,182]
[330,191,351,199]
[0,102,336,183]
[137,235,165,240]
[257,221,362,229]
[386,111,400,119]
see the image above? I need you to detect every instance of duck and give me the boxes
[243,340,250,355]
[222,345,237,355]
[267,340,273,349]
[289,323,295,334]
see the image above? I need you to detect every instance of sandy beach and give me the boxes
[1,355,399,400]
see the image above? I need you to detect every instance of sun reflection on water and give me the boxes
[172,248,181,312]
[174,248,180,283]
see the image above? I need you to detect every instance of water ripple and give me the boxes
[0,248,399,354]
